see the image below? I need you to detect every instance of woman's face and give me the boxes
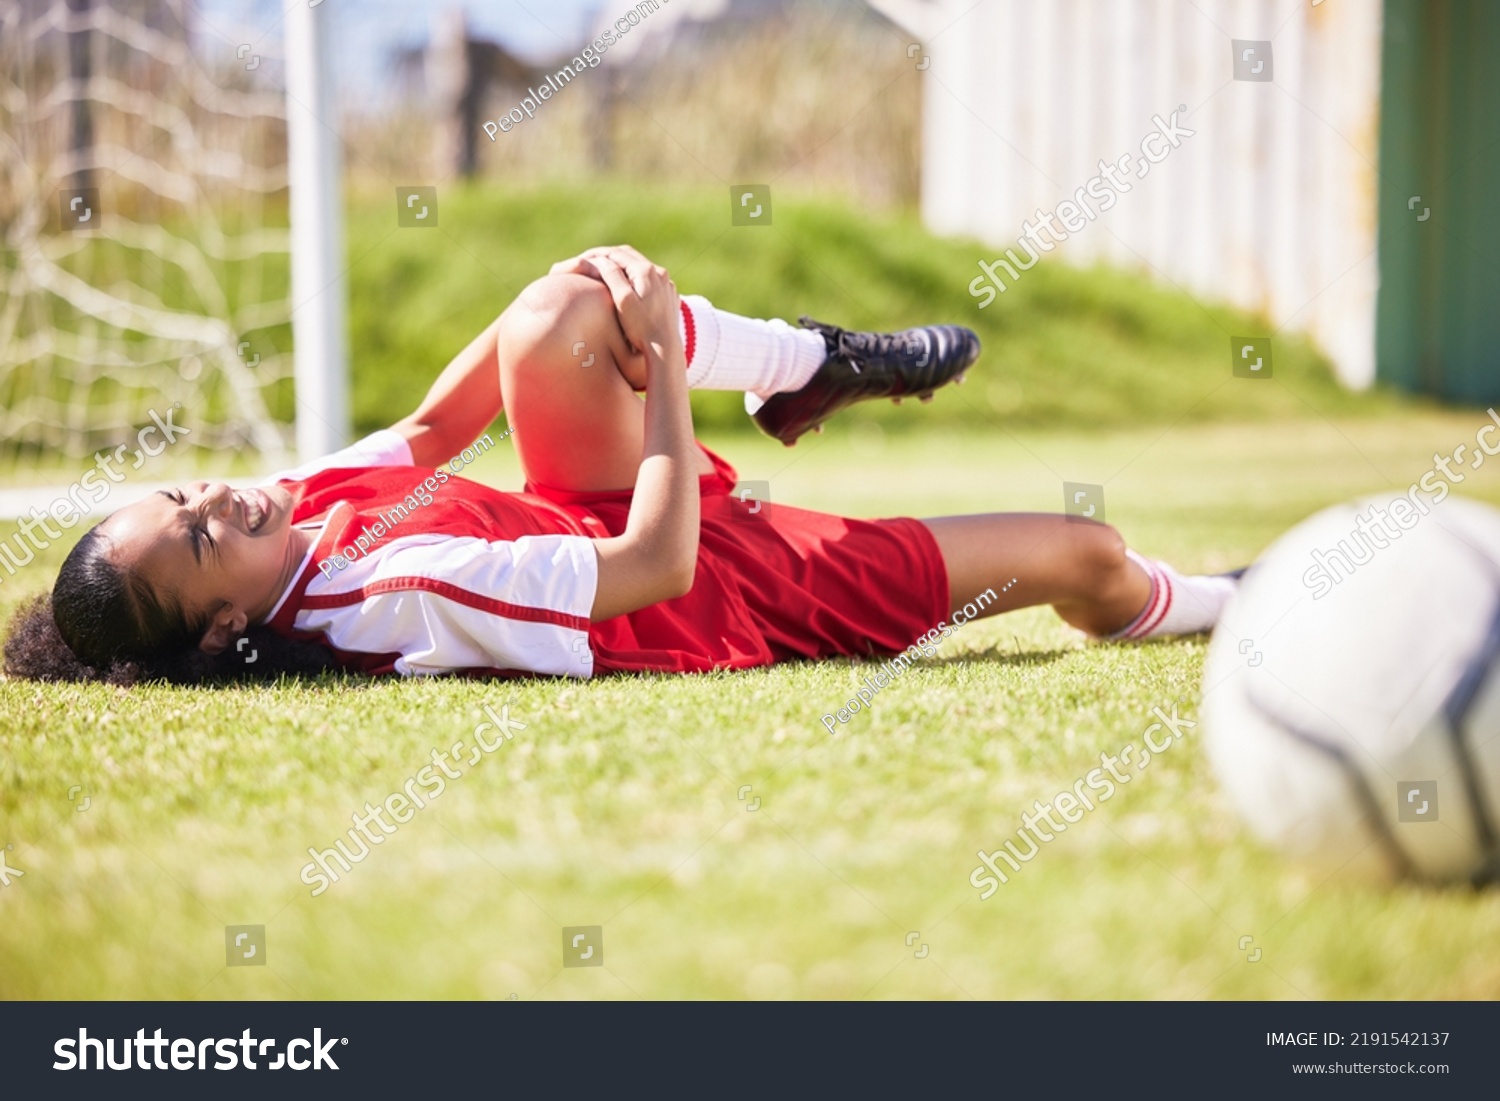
[101,482,312,652]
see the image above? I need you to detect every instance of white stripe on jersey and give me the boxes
[260,427,414,486]
[295,531,598,677]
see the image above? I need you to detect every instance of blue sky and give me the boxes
[201,0,606,100]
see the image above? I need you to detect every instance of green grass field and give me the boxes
[5,412,1500,1000]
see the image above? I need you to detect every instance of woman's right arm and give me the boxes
[587,254,702,621]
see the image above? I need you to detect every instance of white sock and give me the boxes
[1111,550,1237,640]
[677,296,827,411]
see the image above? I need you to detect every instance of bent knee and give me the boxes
[514,273,612,331]
[501,274,623,364]
[1077,522,1128,580]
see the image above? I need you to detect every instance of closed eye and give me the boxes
[159,489,211,563]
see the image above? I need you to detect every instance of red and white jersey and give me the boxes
[259,430,599,678]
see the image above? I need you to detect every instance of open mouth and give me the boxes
[240,490,269,533]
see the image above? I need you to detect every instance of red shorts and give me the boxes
[526,445,951,674]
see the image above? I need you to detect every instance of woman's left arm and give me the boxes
[391,315,505,467]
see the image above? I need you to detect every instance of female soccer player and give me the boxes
[4,246,1236,685]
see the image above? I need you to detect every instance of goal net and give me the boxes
[0,0,296,483]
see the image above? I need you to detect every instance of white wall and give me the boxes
[872,0,1383,388]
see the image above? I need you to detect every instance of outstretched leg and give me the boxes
[921,514,1233,638]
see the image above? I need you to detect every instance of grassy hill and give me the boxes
[345,181,1410,437]
[0,178,1423,479]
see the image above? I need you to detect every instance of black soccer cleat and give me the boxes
[750,317,981,446]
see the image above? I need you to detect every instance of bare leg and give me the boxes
[921,514,1151,636]
[494,273,713,492]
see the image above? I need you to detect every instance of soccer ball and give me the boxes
[1203,494,1500,885]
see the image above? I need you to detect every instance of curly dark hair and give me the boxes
[3,524,339,686]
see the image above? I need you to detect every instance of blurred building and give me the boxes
[876,0,1500,402]
[875,0,1383,390]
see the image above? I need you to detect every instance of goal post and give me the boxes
[284,0,349,463]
